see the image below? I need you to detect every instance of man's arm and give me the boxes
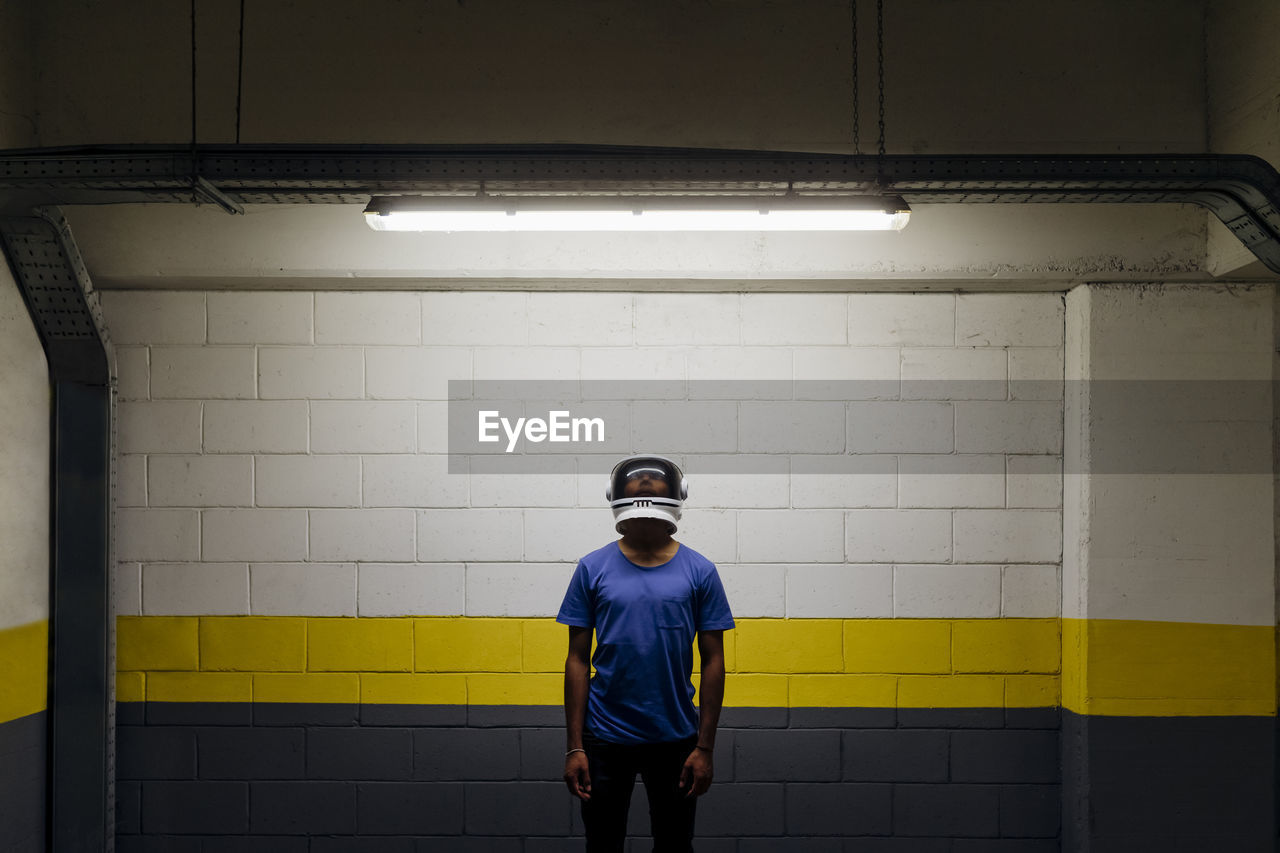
[563,625,593,801]
[681,629,726,798]
[695,629,726,748]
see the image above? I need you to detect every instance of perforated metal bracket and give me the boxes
[0,211,109,383]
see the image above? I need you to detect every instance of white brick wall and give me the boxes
[1001,564,1061,617]
[793,346,899,385]
[953,509,1062,563]
[204,401,308,453]
[742,294,847,345]
[116,509,200,562]
[115,346,150,399]
[208,292,313,344]
[250,563,356,616]
[847,402,953,453]
[692,461,789,509]
[142,563,249,615]
[791,455,896,508]
[423,292,527,345]
[580,347,686,383]
[523,508,611,563]
[738,510,844,563]
[469,456,574,507]
[739,402,845,453]
[119,402,202,453]
[117,454,147,507]
[956,293,1064,348]
[417,509,523,561]
[901,348,1007,400]
[716,564,786,618]
[894,564,1003,617]
[310,401,416,453]
[955,401,1062,454]
[674,509,738,565]
[151,346,256,399]
[687,347,792,383]
[1009,348,1064,400]
[358,563,465,616]
[786,564,893,618]
[257,455,360,507]
[202,509,308,562]
[363,454,467,507]
[310,509,416,562]
[898,455,1004,508]
[634,293,739,346]
[316,292,420,345]
[110,290,1065,619]
[1007,455,1062,508]
[847,509,952,563]
[464,563,576,616]
[101,291,206,344]
[529,293,632,346]
[114,563,142,616]
[259,347,364,399]
[365,347,470,399]
[149,455,254,507]
[848,294,954,346]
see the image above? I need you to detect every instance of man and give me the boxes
[557,454,735,853]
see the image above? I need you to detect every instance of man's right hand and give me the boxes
[564,751,592,801]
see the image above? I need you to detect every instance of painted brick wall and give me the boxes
[105,289,1066,847]
[105,291,1065,621]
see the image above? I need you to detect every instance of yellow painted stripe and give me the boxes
[255,673,359,704]
[1062,618,1275,717]
[116,671,146,703]
[361,673,467,705]
[149,672,251,703]
[0,619,48,723]
[113,615,1275,716]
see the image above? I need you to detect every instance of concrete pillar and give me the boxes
[0,254,51,851]
[1062,282,1276,849]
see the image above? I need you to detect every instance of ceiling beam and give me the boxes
[2,145,1278,272]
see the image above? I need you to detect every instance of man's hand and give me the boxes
[679,747,713,798]
[564,751,592,801]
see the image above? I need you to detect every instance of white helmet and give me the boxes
[606,454,687,534]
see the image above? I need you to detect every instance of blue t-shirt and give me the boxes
[556,541,735,745]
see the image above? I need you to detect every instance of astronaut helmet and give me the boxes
[606,454,687,535]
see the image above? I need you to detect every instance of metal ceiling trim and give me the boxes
[0,145,1278,272]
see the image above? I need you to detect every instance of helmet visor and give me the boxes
[611,458,680,502]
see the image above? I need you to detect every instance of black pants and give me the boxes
[581,729,699,853]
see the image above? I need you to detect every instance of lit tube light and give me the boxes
[364,195,910,232]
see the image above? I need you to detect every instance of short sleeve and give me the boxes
[555,560,595,628]
[695,564,735,631]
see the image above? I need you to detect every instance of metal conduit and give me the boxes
[0,145,1278,271]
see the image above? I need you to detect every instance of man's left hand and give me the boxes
[679,747,713,798]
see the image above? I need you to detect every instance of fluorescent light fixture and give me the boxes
[364,195,910,232]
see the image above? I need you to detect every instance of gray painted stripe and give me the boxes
[116,702,1065,843]
[1062,710,1275,851]
[0,711,46,851]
